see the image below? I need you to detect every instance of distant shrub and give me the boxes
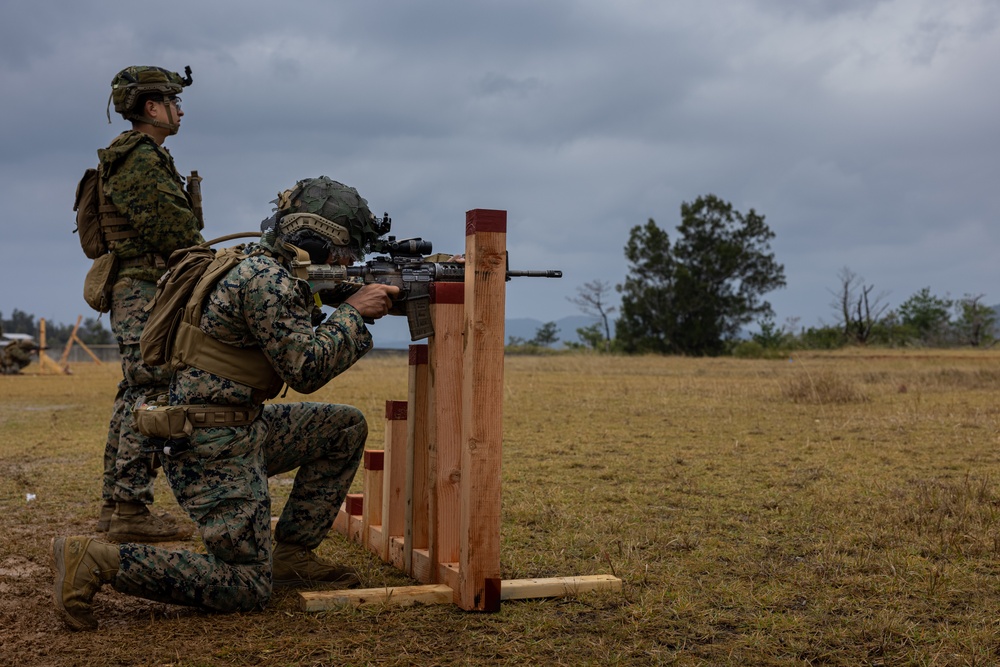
[793,326,846,350]
[503,342,564,356]
[731,341,788,360]
[920,368,1000,391]
[781,371,869,404]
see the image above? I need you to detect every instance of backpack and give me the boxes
[140,243,284,395]
[73,167,137,259]
[140,244,227,366]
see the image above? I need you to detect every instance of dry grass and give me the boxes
[4,349,1000,665]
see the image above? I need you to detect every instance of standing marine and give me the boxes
[52,176,399,630]
[90,65,205,542]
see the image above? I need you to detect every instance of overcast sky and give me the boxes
[2,0,998,346]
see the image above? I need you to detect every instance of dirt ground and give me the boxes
[7,352,1000,665]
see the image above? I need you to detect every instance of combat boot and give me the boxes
[51,536,119,631]
[107,502,192,543]
[95,500,115,533]
[272,542,361,588]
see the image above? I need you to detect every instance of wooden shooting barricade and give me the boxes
[301,209,622,612]
[37,318,67,374]
[34,316,102,374]
[59,315,103,370]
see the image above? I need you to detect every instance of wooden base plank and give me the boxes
[298,574,623,612]
[500,575,622,600]
[437,562,460,594]
[299,584,454,611]
[411,548,433,584]
[331,505,348,535]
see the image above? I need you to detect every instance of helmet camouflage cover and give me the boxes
[273,176,388,252]
[110,65,192,118]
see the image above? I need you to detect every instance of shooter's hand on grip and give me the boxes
[317,281,363,308]
[345,283,400,320]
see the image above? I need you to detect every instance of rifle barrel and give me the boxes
[506,270,563,278]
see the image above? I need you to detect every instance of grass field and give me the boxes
[3,350,1000,666]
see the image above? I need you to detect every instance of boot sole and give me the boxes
[51,537,97,632]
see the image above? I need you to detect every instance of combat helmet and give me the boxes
[107,65,193,133]
[263,176,390,263]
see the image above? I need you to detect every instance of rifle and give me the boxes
[307,236,562,340]
[186,170,204,230]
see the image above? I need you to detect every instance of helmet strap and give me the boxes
[160,99,179,135]
[125,96,179,135]
[281,243,312,280]
[126,114,180,135]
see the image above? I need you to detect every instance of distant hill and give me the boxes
[371,315,602,350]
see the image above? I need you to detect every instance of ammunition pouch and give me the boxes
[83,253,119,313]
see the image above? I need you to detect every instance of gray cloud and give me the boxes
[2,0,999,345]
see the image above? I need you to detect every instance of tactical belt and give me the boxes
[136,402,261,457]
[185,405,261,428]
[118,254,168,270]
[135,398,260,441]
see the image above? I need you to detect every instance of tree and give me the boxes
[830,267,889,345]
[568,280,616,352]
[898,287,952,345]
[1,309,37,336]
[615,219,674,354]
[530,322,560,347]
[751,317,786,350]
[953,294,996,347]
[1,311,112,352]
[572,322,607,351]
[615,195,785,355]
[79,317,113,346]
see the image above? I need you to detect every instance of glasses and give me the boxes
[163,96,182,111]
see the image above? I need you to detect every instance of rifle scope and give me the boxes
[376,236,432,257]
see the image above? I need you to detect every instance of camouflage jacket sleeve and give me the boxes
[199,255,373,397]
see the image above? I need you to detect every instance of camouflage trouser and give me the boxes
[99,380,127,501]
[102,278,170,505]
[114,401,367,612]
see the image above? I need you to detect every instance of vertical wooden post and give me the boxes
[381,400,408,565]
[37,318,64,374]
[361,450,384,556]
[344,494,364,543]
[405,344,431,580]
[458,209,507,611]
[428,282,465,589]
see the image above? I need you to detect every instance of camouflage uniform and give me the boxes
[100,130,204,506]
[112,244,372,611]
[0,339,35,374]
